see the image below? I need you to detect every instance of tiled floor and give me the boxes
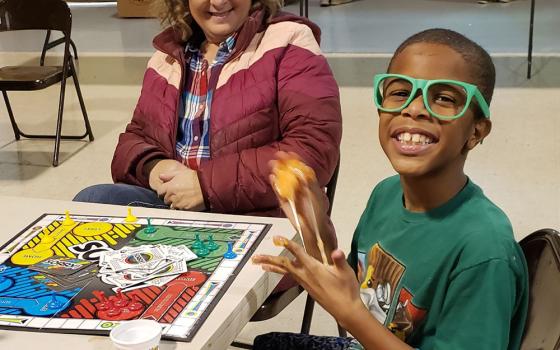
[0,0,559,347]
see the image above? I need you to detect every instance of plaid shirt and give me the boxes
[176,35,236,169]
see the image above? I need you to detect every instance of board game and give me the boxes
[0,212,270,341]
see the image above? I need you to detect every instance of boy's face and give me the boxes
[378,43,491,178]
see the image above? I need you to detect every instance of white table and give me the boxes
[0,196,295,349]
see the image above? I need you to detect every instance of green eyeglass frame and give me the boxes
[373,73,491,120]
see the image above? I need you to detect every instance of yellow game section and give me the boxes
[74,222,112,237]
[10,220,139,266]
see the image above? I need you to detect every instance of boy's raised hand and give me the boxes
[252,236,363,329]
[269,152,336,263]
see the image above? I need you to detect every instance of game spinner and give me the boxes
[0,212,270,341]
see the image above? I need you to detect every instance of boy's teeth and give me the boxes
[397,132,433,145]
[403,132,411,141]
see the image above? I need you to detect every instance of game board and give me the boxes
[0,213,270,341]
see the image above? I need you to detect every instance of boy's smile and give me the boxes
[378,43,488,179]
[391,127,437,156]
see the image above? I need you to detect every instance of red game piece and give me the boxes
[107,307,121,317]
[97,291,111,311]
[128,295,143,311]
[113,289,129,307]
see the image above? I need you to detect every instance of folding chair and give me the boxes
[0,0,94,166]
[519,228,560,350]
[232,160,344,349]
[527,0,536,79]
[40,29,79,66]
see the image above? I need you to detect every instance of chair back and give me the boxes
[325,159,340,216]
[0,0,71,35]
[519,228,560,350]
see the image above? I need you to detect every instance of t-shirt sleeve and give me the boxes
[430,259,520,349]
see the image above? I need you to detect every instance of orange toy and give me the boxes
[272,159,328,265]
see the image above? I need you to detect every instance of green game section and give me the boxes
[189,256,223,271]
[128,226,243,272]
[134,226,242,242]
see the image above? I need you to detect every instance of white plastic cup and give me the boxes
[110,319,162,350]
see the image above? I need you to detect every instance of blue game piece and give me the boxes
[223,242,237,259]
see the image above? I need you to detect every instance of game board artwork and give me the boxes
[0,213,270,341]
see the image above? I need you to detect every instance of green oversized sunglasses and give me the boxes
[373,73,491,120]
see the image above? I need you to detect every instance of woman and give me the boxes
[74,0,342,218]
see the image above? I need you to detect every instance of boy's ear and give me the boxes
[466,118,492,150]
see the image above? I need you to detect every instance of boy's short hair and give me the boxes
[388,28,496,115]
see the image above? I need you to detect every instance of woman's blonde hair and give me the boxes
[158,0,283,42]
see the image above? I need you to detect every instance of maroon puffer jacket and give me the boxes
[111,9,342,217]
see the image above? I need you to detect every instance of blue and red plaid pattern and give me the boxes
[176,35,236,169]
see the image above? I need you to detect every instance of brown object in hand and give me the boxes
[273,159,316,201]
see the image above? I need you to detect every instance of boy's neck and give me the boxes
[400,169,468,213]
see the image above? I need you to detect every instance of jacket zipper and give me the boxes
[152,16,257,162]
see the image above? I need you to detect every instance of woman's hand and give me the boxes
[252,236,364,328]
[146,159,185,192]
[158,168,206,211]
[269,152,336,263]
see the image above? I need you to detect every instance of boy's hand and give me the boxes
[269,152,336,263]
[252,236,364,328]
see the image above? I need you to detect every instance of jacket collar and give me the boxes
[152,8,322,62]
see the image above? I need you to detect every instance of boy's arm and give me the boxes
[253,239,412,350]
[341,303,413,350]
[430,259,523,349]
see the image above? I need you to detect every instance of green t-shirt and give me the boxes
[348,176,528,350]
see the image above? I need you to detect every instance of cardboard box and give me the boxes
[117,0,159,18]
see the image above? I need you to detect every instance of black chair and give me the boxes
[232,160,344,349]
[0,0,94,166]
[527,0,536,79]
[519,228,560,350]
[299,0,309,18]
[40,29,79,66]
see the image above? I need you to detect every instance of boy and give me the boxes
[252,28,528,350]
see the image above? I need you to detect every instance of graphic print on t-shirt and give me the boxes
[357,243,426,341]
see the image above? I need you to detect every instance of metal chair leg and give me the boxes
[70,39,78,60]
[2,90,21,140]
[40,30,52,66]
[338,324,347,337]
[527,0,535,79]
[298,0,309,18]
[52,55,70,167]
[230,341,253,349]
[70,58,94,141]
[300,294,315,334]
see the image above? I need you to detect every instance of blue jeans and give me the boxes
[253,332,362,350]
[73,183,169,209]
